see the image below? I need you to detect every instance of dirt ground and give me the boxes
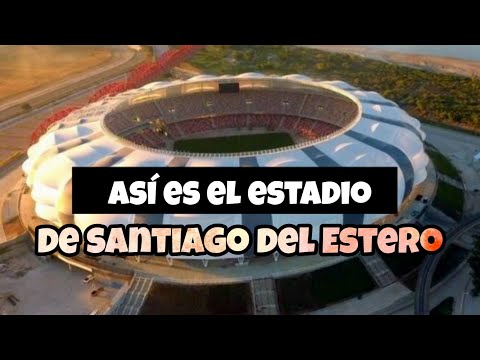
[0,241,127,315]
[0,45,112,102]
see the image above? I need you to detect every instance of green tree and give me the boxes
[188,45,480,134]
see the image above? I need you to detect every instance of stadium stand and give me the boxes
[115,111,342,150]
[101,86,355,150]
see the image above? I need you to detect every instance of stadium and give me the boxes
[22,73,428,267]
[0,44,475,317]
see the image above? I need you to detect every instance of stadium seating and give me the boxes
[165,123,183,139]
[120,109,342,150]
[103,113,135,134]
[125,128,166,148]
[105,89,356,135]
[176,118,215,135]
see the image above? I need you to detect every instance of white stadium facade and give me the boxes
[23,73,428,264]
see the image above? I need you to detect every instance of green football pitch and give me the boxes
[174,132,295,153]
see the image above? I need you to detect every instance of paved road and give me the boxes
[423,124,480,189]
[0,71,129,132]
[423,124,480,149]
[423,123,480,221]
[385,123,480,315]
[0,46,147,126]
[415,214,480,315]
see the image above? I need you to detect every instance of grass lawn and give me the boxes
[275,258,376,314]
[433,245,469,286]
[432,181,464,220]
[140,282,252,315]
[380,251,427,290]
[174,132,295,153]
[430,297,454,315]
[425,145,461,181]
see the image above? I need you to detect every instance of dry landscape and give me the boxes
[0,45,113,102]
[302,45,480,78]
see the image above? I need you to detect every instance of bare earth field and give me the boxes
[0,241,126,315]
[0,45,112,102]
[0,45,146,165]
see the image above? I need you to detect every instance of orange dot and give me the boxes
[420,228,444,252]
